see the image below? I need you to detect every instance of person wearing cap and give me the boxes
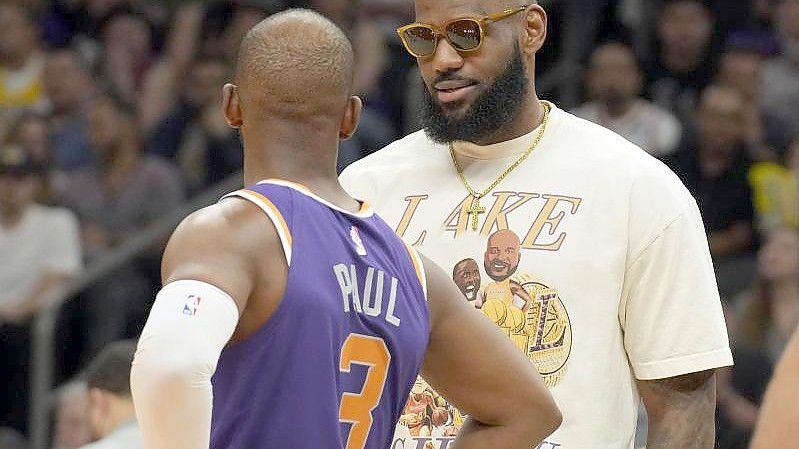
[0,144,82,435]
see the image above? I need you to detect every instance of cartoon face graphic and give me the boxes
[484,229,521,282]
[453,258,481,301]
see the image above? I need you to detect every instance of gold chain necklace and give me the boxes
[449,102,551,231]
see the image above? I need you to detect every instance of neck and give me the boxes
[241,123,360,212]
[472,95,545,146]
[663,47,703,74]
[0,205,28,228]
[603,98,636,119]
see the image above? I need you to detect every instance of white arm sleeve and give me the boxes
[131,280,239,449]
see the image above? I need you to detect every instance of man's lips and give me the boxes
[434,79,478,104]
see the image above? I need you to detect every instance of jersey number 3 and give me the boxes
[339,334,391,449]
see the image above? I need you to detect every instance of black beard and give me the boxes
[421,45,529,144]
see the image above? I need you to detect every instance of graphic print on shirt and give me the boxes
[393,194,575,447]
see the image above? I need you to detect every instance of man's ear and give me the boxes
[339,96,363,140]
[223,83,243,128]
[521,4,548,56]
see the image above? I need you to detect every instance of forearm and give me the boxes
[452,417,551,449]
[131,359,213,449]
[641,371,717,449]
[646,399,715,448]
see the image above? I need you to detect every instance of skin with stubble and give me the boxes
[410,0,718,446]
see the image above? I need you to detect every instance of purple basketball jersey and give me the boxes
[210,180,430,449]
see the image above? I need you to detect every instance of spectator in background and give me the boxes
[44,49,95,170]
[737,228,799,362]
[57,93,183,357]
[58,92,184,258]
[646,0,717,125]
[0,3,47,113]
[7,112,51,167]
[749,137,799,233]
[79,340,141,449]
[52,382,91,449]
[762,0,799,142]
[0,145,82,435]
[146,57,241,193]
[573,42,682,158]
[99,9,156,106]
[716,48,790,160]
[307,0,398,170]
[665,85,755,297]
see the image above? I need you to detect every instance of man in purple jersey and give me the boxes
[130,9,560,449]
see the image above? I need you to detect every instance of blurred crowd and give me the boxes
[0,0,798,448]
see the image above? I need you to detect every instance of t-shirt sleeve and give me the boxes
[44,210,83,276]
[619,167,733,380]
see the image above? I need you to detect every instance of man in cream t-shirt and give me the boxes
[341,1,732,448]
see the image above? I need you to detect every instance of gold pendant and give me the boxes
[467,196,486,231]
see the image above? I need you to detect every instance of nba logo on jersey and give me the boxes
[350,226,367,256]
[182,295,202,316]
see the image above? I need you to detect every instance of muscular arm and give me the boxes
[750,329,799,449]
[131,199,284,449]
[638,370,717,449]
[419,254,561,449]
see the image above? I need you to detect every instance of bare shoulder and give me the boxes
[161,197,285,310]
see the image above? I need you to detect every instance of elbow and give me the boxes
[543,402,563,436]
[516,388,562,441]
[131,346,212,403]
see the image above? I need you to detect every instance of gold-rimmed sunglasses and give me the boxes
[397,5,531,58]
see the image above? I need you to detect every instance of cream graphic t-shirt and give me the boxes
[340,104,732,449]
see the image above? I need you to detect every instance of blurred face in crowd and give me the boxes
[717,51,763,101]
[657,0,712,58]
[696,86,745,153]
[0,171,39,214]
[0,4,38,64]
[86,0,125,20]
[102,14,152,59]
[12,114,51,164]
[87,97,136,161]
[587,43,642,111]
[44,50,92,114]
[413,0,547,143]
[758,228,799,283]
[777,0,799,60]
[185,59,229,109]
[310,0,358,28]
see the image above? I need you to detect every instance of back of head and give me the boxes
[235,9,355,121]
[84,340,137,398]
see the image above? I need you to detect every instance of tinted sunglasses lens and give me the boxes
[446,19,482,51]
[402,26,437,56]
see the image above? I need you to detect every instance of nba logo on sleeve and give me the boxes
[350,226,368,256]
[182,295,202,316]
